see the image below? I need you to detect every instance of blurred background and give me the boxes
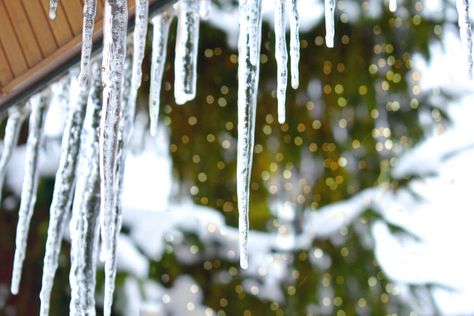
[1,0,474,315]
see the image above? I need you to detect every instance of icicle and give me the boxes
[324,0,336,48]
[389,0,397,12]
[49,0,59,19]
[11,94,49,295]
[99,0,127,260]
[149,10,174,136]
[126,0,148,130]
[237,0,263,269]
[78,0,98,87]
[288,0,300,89]
[39,77,89,316]
[274,0,288,124]
[200,0,211,19]
[456,0,473,78]
[99,1,128,315]
[248,1,261,66]
[69,64,102,316]
[174,0,200,105]
[103,54,133,316]
[131,0,149,90]
[0,106,28,202]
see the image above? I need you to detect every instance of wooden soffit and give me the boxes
[0,0,167,111]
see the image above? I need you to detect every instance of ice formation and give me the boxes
[49,0,59,20]
[3,0,473,313]
[324,0,335,48]
[274,0,288,124]
[79,0,98,87]
[200,0,211,19]
[456,0,473,78]
[131,0,149,91]
[99,0,127,261]
[288,0,300,90]
[99,2,128,316]
[389,0,397,12]
[174,0,200,105]
[39,77,89,316]
[149,9,174,136]
[69,64,102,316]
[11,94,49,295]
[237,0,263,269]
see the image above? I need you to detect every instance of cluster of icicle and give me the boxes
[1,0,472,314]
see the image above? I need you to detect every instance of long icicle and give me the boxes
[11,93,49,294]
[78,0,98,87]
[149,9,174,136]
[0,105,28,202]
[288,0,300,89]
[237,0,263,269]
[39,77,89,316]
[104,54,136,316]
[102,3,148,301]
[69,63,102,316]
[174,0,200,105]
[99,1,128,315]
[103,52,133,316]
[324,0,336,48]
[274,0,288,124]
[131,0,149,91]
[99,0,127,261]
[456,0,473,78]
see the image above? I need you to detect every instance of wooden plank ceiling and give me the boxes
[0,0,156,109]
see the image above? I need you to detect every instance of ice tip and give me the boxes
[389,0,397,12]
[240,257,248,269]
[150,121,158,136]
[291,79,299,90]
[175,93,195,105]
[10,282,19,295]
[49,8,57,20]
[99,246,107,263]
[278,115,286,124]
[325,36,334,48]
